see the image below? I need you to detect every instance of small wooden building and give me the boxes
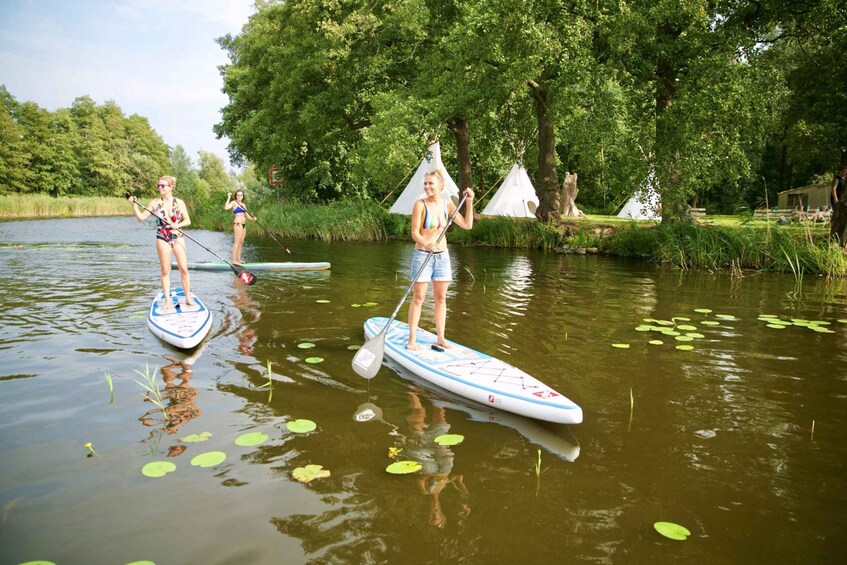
[777,182,830,211]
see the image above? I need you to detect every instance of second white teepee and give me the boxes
[482,163,539,218]
[617,175,661,220]
[389,142,459,215]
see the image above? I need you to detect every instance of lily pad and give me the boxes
[766,324,786,329]
[654,521,691,540]
[19,562,59,565]
[304,357,324,364]
[676,325,698,331]
[611,343,630,349]
[180,432,212,443]
[363,302,378,307]
[675,344,695,351]
[141,461,176,478]
[351,303,361,308]
[190,451,227,468]
[297,342,316,349]
[700,320,720,326]
[292,464,331,483]
[346,344,360,351]
[386,460,422,474]
[674,335,694,342]
[648,340,664,345]
[634,325,653,332]
[235,432,269,447]
[286,419,317,433]
[125,561,157,565]
[686,333,705,339]
[434,434,465,446]
[315,299,331,304]
[694,308,712,314]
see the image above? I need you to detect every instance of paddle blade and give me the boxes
[236,269,257,285]
[351,332,386,379]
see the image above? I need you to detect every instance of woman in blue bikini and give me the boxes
[407,169,474,350]
[128,176,194,311]
[224,189,256,264]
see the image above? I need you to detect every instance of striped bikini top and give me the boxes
[420,199,448,230]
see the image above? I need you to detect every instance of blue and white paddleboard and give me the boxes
[147,287,212,349]
[363,316,583,424]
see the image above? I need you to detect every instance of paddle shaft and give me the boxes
[130,197,256,283]
[382,192,470,333]
[237,203,291,254]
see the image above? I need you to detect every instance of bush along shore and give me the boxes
[4,194,845,277]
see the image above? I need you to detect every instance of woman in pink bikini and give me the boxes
[407,169,474,350]
[128,176,194,311]
[224,189,256,264]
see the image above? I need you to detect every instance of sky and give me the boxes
[0,0,256,169]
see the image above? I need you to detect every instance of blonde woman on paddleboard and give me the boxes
[224,189,256,264]
[127,175,194,310]
[407,169,474,351]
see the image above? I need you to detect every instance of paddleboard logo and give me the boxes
[533,390,560,399]
[488,395,496,403]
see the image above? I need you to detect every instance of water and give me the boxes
[1,217,845,564]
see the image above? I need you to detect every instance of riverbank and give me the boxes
[3,194,843,276]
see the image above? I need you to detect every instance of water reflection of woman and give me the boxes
[231,280,260,355]
[404,391,470,528]
[139,357,201,441]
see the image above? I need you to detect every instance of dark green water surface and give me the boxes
[1,217,845,564]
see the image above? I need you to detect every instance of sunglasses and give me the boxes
[156,183,167,189]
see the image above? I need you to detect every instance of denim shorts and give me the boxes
[410,248,452,282]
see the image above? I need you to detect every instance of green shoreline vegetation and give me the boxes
[4,193,844,278]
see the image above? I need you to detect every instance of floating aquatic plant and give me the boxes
[181,432,212,443]
[190,451,226,468]
[297,342,316,349]
[386,461,422,474]
[125,561,156,565]
[304,357,324,364]
[104,372,114,404]
[315,299,330,304]
[141,461,176,478]
[654,521,691,540]
[611,343,630,349]
[286,419,317,433]
[347,344,360,351]
[434,434,464,446]
[134,364,168,422]
[235,432,268,447]
[648,340,663,345]
[694,308,712,314]
[293,464,331,483]
[675,345,695,351]
[388,446,401,458]
[255,360,273,403]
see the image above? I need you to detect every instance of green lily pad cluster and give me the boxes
[654,521,691,540]
[758,315,837,333]
[141,428,271,479]
[350,301,379,308]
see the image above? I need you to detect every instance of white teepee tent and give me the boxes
[617,175,661,220]
[389,141,459,215]
[482,163,539,218]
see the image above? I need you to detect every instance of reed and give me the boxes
[0,194,128,218]
[133,364,168,422]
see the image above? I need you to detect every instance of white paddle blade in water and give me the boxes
[351,332,386,379]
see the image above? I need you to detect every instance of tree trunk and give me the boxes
[448,116,472,214]
[529,82,560,222]
[559,171,583,217]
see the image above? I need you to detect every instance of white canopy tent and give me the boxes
[617,176,661,220]
[389,141,459,215]
[481,163,539,218]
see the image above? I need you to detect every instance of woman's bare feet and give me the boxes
[406,342,422,351]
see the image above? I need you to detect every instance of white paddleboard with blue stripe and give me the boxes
[363,316,583,424]
[147,287,212,349]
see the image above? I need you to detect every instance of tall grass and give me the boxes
[0,194,128,218]
[8,193,847,277]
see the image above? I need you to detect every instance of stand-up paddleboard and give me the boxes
[362,316,583,424]
[147,287,212,349]
[174,261,330,272]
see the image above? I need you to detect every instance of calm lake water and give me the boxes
[1,217,845,564]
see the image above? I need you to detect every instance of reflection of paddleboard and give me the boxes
[363,316,583,424]
[147,287,212,349]
[173,261,330,272]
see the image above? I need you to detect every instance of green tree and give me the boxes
[198,150,235,195]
